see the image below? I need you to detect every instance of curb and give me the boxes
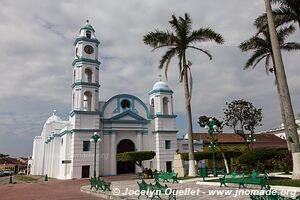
[81,185,137,200]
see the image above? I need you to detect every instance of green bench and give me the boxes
[137,179,176,200]
[90,177,111,191]
[154,170,179,183]
[250,186,300,200]
[219,170,267,189]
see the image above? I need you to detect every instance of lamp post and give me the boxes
[246,134,256,150]
[205,118,218,177]
[90,132,101,178]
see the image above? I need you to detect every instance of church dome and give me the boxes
[80,20,95,32]
[149,81,173,94]
[45,110,62,124]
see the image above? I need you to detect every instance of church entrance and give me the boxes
[117,139,135,174]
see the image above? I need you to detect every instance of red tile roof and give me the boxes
[193,133,245,144]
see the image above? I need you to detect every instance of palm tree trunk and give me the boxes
[265,0,300,179]
[274,74,292,150]
[216,142,229,173]
[183,53,197,177]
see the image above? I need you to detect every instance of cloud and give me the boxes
[0,0,299,156]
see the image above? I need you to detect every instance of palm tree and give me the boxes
[239,25,300,73]
[240,25,300,139]
[143,13,224,176]
[255,0,300,31]
[264,0,300,180]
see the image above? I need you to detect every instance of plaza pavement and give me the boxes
[81,176,300,200]
[1,174,299,200]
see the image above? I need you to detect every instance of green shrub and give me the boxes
[180,151,242,162]
[237,147,289,172]
[116,151,156,171]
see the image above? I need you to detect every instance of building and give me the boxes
[257,118,300,141]
[30,21,178,179]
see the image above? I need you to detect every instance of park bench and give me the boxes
[219,170,267,189]
[250,185,300,200]
[89,177,111,191]
[154,170,179,183]
[137,179,176,200]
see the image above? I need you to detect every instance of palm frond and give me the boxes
[187,46,212,60]
[158,48,177,80]
[277,25,295,43]
[188,28,224,44]
[265,54,272,75]
[143,30,170,49]
[244,50,268,69]
[239,37,269,52]
[281,42,300,51]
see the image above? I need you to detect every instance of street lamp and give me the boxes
[246,134,256,150]
[90,132,101,178]
[205,118,218,177]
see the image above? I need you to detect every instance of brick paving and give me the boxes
[81,178,300,200]
[1,174,299,200]
[0,175,137,200]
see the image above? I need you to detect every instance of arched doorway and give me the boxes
[117,139,135,174]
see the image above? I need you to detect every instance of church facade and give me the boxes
[30,22,178,179]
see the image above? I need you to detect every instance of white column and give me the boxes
[155,133,161,170]
[110,132,116,175]
[137,131,143,151]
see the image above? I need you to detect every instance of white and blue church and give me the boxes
[30,21,178,179]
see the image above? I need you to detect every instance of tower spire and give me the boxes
[158,74,162,81]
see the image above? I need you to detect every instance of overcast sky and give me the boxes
[0,0,299,157]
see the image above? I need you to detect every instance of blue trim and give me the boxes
[101,94,150,118]
[72,81,100,88]
[110,110,145,121]
[72,58,100,66]
[72,129,100,132]
[59,130,72,137]
[154,114,177,119]
[102,119,149,125]
[152,130,178,134]
[74,37,100,45]
[102,129,148,135]
[149,89,173,95]
[69,110,100,117]
[75,66,99,71]
[80,25,95,32]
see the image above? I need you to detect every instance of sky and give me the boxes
[0,0,299,157]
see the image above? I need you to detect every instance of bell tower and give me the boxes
[70,20,100,130]
[149,81,178,171]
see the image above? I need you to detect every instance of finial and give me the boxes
[53,110,57,116]
[86,19,89,23]
[158,74,162,81]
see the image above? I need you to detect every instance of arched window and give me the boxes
[121,99,130,109]
[85,68,92,83]
[150,98,154,115]
[83,91,92,111]
[86,31,91,38]
[163,97,169,115]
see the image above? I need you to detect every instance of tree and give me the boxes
[239,25,300,74]
[255,0,300,31]
[116,151,155,171]
[0,153,9,164]
[264,0,300,180]
[223,99,263,150]
[143,13,224,176]
[239,25,300,148]
[198,115,230,173]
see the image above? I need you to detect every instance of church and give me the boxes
[30,21,178,179]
